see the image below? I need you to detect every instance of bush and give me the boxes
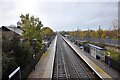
[2,38,13,53]
[2,52,17,79]
[2,36,34,79]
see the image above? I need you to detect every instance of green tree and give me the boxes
[20,14,43,53]
[41,27,54,37]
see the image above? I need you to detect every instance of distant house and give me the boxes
[1,25,23,39]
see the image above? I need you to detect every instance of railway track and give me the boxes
[53,37,69,79]
[52,35,99,79]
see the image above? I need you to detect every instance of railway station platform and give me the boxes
[28,36,57,79]
[62,36,120,79]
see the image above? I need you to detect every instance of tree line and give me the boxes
[63,26,119,40]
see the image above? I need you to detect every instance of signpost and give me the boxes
[9,67,21,80]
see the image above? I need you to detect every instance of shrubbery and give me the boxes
[2,36,34,79]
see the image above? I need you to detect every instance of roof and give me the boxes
[2,25,23,35]
[88,44,106,50]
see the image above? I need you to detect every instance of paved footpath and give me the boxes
[28,36,57,79]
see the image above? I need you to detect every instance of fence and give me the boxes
[21,51,43,79]
[70,36,119,47]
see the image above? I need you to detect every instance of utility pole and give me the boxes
[108,28,111,50]
[98,25,101,46]
[77,27,79,39]
[87,28,90,42]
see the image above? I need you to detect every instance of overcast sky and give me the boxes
[0,0,119,31]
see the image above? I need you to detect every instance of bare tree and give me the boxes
[111,19,118,30]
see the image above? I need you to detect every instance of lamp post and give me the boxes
[108,52,111,68]
[32,38,37,70]
[32,38,37,53]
